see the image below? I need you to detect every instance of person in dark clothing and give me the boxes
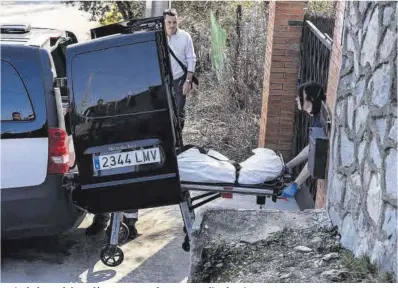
[282,82,326,198]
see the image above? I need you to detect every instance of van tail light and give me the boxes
[221,193,233,199]
[48,127,69,174]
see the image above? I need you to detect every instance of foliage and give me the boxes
[306,0,336,18]
[99,3,123,25]
[63,1,145,22]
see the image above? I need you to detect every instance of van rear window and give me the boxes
[71,41,166,118]
[1,60,35,121]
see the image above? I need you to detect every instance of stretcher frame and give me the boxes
[68,152,293,267]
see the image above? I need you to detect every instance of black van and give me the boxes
[66,17,183,214]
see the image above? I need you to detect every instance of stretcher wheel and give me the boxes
[100,245,124,267]
[106,222,130,244]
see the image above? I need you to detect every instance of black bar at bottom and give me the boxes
[191,192,218,201]
[191,194,221,210]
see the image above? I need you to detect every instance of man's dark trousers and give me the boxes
[173,75,187,130]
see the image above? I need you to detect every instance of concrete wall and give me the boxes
[327,1,397,275]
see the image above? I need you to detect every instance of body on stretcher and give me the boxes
[177,146,293,215]
[177,146,291,191]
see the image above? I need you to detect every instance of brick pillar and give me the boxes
[315,1,346,209]
[258,1,305,161]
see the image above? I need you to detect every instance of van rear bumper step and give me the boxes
[81,173,177,190]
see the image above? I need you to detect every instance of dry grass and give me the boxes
[179,2,268,163]
[183,71,261,163]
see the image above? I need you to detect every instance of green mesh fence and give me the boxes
[210,12,227,81]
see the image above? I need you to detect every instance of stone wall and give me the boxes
[327,1,397,276]
[316,0,346,209]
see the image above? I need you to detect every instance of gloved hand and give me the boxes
[281,182,299,198]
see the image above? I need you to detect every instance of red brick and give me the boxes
[279,138,293,145]
[266,129,280,137]
[272,49,287,56]
[271,67,289,73]
[282,82,298,89]
[276,2,292,8]
[272,43,287,50]
[265,137,279,145]
[267,117,280,124]
[278,144,294,151]
[280,122,294,128]
[272,55,290,62]
[271,62,285,68]
[267,108,282,117]
[270,83,283,90]
[280,129,294,136]
[274,18,288,26]
[284,60,299,67]
[274,26,289,32]
[286,37,302,44]
[276,7,304,15]
[285,71,298,78]
[273,37,288,44]
[271,77,292,84]
[281,110,295,117]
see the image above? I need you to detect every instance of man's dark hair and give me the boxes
[163,8,177,17]
[298,81,325,114]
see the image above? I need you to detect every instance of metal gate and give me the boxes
[292,15,335,205]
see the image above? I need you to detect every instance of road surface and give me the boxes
[1,194,298,283]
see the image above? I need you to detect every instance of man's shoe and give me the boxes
[85,214,109,236]
[124,218,138,239]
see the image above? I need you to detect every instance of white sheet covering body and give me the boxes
[177,147,283,185]
[177,148,236,183]
[238,148,283,184]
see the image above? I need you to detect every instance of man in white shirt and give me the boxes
[164,8,197,129]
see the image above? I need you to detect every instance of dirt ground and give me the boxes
[189,209,394,283]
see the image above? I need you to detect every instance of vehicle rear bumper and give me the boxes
[1,174,85,240]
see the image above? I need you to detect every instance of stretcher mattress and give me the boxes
[177,147,283,185]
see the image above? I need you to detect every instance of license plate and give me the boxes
[93,147,161,171]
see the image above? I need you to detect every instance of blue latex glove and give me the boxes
[282,182,299,198]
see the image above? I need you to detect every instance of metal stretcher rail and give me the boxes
[181,182,283,197]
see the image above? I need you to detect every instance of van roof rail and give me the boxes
[0,24,32,33]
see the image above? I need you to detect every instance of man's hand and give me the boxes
[281,183,299,198]
[183,81,192,95]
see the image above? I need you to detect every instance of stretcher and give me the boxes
[64,154,292,268]
[63,155,292,267]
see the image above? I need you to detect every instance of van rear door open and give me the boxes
[66,21,182,214]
